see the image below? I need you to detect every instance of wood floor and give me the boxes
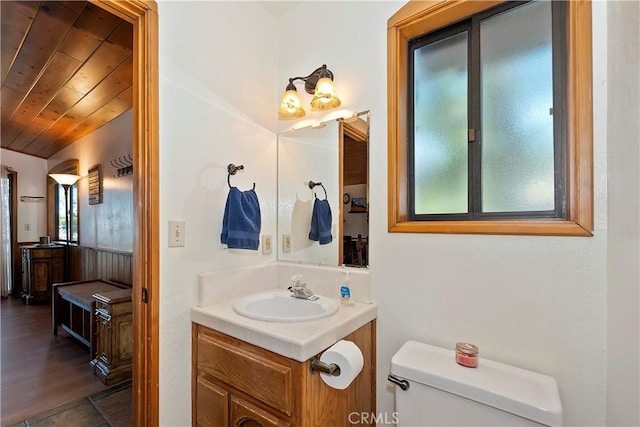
[1,295,108,425]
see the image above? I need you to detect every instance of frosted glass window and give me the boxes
[407,0,564,221]
[413,31,468,215]
[392,0,592,234]
[481,2,555,212]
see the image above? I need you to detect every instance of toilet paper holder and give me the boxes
[310,357,341,377]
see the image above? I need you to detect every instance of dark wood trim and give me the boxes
[91,1,159,425]
[8,170,19,296]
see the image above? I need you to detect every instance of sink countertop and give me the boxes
[191,293,377,362]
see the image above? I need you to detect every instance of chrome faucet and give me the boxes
[288,275,319,301]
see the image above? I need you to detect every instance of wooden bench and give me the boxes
[52,279,129,359]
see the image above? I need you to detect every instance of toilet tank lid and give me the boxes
[390,341,563,427]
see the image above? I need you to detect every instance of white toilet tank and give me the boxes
[389,341,563,426]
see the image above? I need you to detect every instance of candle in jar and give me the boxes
[455,342,479,368]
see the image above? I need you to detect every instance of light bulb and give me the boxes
[311,77,341,110]
[278,89,305,119]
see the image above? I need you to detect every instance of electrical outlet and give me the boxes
[262,235,272,254]
[283,234,291,253]
[24,224,31,231]
[168,220,185,247]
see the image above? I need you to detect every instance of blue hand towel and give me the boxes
[309,198,332,245]
[221,187,261,250]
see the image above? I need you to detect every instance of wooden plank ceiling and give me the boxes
[1,1,133,159]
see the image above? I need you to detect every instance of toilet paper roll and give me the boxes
[319,340,364,390]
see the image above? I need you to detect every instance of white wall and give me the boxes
[278,2,608,425]
[47,110,133,252]
[0,149,48,242]
[606,1,640,425]
[157,1,279,425]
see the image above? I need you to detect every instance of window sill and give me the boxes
[388,219,593,237]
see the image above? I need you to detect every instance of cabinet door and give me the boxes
[230,396,289,427]
[112,313,133,367]
[195,376,228,427]
[31,260,50,293]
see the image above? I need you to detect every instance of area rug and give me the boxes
[89,380,132,427]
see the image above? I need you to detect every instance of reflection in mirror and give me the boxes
[340,113,369,267]
[277,111,369,267]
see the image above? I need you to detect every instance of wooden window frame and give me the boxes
[387,0,593,236]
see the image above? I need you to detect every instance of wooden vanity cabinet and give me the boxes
[192,321,376,427]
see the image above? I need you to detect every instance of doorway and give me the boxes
[0,1,159,424]
[93,2,159,424]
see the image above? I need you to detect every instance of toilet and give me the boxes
[388,341,563,426]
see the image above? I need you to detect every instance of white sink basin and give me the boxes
[233,289,338,322]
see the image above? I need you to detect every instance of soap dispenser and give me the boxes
[340,270,354,306]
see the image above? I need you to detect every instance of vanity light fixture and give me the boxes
[278,64,341,120]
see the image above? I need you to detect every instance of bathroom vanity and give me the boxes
[192,321,375,426]
[192,265,377,427]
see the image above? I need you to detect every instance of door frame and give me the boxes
[91,1,159,424]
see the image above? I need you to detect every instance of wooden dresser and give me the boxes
[90,288,133,385]
[21,244,64,304]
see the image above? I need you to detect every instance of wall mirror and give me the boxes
[277,111,369,267]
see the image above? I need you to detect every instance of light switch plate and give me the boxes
[169,220,185,247]
[283,234,291,253]
[262,235,272,254]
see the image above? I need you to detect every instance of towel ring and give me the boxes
[227,163,255,190]
[308,180,327,199]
